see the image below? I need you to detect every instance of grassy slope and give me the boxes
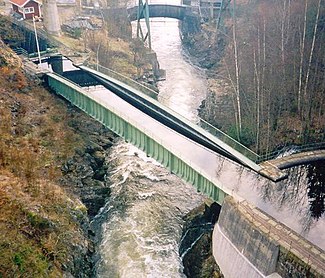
[0,40,89,277]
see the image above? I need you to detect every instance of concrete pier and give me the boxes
[43,0,61,35]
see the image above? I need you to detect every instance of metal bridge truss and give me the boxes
[216,0,232,30]
[137,0,152,49]
[46,72,228,204]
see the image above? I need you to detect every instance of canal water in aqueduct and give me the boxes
[93,12,209,278]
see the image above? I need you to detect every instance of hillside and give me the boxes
[0,3,159,273]
[0,38,106,276]
[183,0,325,154]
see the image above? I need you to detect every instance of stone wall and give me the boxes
[213,197,325,278]
[213,197,279,277]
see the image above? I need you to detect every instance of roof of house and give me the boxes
[9,0,41,7]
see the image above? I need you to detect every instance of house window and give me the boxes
[24,7,34,13]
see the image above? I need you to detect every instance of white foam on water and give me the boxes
[95,141,205,277]
[95,13,209,277]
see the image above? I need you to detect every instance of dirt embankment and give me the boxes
[0,38,117,276]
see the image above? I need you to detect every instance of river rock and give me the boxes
[84,152,98,170]
[76,164,94,179]
[94,136,114,150]
[180,201,223,278]
[93,168,106,181]
[92,150,105,167]
[80,183,110,217]
[85,141,104,154]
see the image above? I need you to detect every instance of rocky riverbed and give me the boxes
[54,102,119,275]
[180,201,224,278]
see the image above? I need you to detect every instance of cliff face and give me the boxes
[0,39,115,276]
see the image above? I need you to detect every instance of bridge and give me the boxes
[47,68,229,204]
[124,1,206,49]
[44,58,325,191]
[43,58,325,277]
[127,4,193,21]
[46,61,259,204]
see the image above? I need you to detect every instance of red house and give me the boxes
[10,0,42,20]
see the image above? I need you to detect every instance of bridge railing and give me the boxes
[256,142,325,163]
[82,63,325,165]
[13,47,29,57]
[84,62,159,99]
[83,63,263,163]
[198,118,260,162]
[46,72,230,203]
[12,46,59,60]
[28,48,59,59]
[199,118,325,163]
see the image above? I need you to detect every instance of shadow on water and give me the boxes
[285,160,325,221]
[257,160,325,235]
[306,161,325,220]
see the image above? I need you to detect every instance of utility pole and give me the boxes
[137,0,151,49]
[33,16,42,65]
[96,43,100,71]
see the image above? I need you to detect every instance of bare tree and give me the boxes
[297,0,308,114]
[232,0,242,139]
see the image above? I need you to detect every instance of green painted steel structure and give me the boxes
[81,65,262,173]
[47,72,227,204]
[137,0,152,49]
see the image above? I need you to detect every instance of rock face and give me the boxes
[56,104,116,276]
[180,19,225,70]
[180,201,223,278]
[59,105,116,219]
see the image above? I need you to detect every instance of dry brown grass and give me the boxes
[0,171,87,277]
[0,41,88,276]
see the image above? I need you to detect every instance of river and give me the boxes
[93,17,208,277]
[92,5,325,278]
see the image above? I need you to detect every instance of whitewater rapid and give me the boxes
[94,17,209,277]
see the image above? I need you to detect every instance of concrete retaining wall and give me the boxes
[213,197,325,278]
[213,197,279,277]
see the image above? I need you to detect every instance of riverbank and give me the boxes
[0,39,111,275]
[182,1,325,153]
[0,11,143,273]
[180,201,223,278]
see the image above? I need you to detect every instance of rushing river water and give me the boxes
[94,18,208,277]
[91,8,325,278]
